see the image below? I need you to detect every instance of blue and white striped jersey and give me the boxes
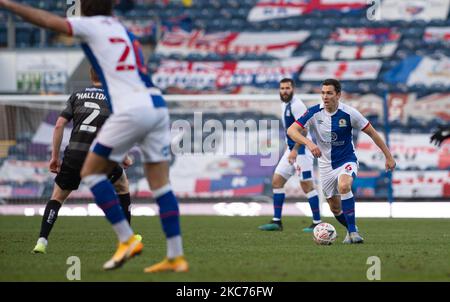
[66,16,165,113]
[296,102,369,169]
[281,96,311,153]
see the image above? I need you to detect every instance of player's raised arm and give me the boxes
[362,124,396,172]
[287,122,322,158]
[0,0,71,35]
[49,117,69,173]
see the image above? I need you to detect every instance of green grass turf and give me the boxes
[1,216,450,281]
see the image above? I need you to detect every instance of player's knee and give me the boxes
[52,184,69,202]
[330,207,341,215]
[272,178,284,189]
[338,183,352,194]
[300,181,314,193]
[327,203,341,215]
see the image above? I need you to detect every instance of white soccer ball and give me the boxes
[313,222,337,245]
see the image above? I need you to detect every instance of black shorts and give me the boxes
[55,162,124,191]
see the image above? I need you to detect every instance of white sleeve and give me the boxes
[66,17,96,40]
[291,99,308,120]
[349,107,370,130]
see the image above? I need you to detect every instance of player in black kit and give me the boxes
[32,68,137,254]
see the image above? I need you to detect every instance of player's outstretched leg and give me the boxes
[83,173,143,270]
[142,162,187,273]
[117,193,142,242]
[341,191,364,244]
[302,188,322,232]
[326,196,355,243]
[82,152,143,270]
[144,183,188,273]
[111,169,142,242]
[118,193,131,223]
[32,199,62,254]
[32,183,72,254]
[259,188,284,231]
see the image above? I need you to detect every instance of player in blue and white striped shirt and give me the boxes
[259,78,322,232]
[288,79,396,243]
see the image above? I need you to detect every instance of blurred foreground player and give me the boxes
[259,78,321,232]
[288,79,396,243]
[32,68,137,254]
[1,0,187,272]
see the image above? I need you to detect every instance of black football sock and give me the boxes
[118,193,131,224]
[39,199,62,239]
[334,212,348,229]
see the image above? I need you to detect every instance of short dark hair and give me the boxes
[322,78,341,94]
[279,78,295,87]
[81,0,113,17]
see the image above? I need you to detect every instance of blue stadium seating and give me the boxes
[1,0,449,96]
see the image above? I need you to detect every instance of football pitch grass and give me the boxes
[1,216,449,282]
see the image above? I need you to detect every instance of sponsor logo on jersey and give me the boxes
[331,132,338,142]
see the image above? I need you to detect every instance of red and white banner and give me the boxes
[393,171,450,198]
[152,57,309,90]
[407,56,450,87]
[411,93,450,122]
[299,60,382,81]
[321,43,398,60]
[381,0,450,21]
[122,19,158,39]
[424,27,450,43]
[330,28,401,43]
[156,29,310,59]
[356,133,450,171]
[247,0,367,22]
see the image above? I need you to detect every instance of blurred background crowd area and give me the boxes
[0,0,448,202]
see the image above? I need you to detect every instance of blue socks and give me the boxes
[88,175,126,224]
[273,188,285,221]
[306,190,321,223]
[341,191,357,233]
[154,184,181,238]
[334,211,348,228]
[83,174,133,242]
[154,184,184,259]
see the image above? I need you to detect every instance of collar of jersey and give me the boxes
[320,102,343,116]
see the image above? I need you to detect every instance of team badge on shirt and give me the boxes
[339,118,347,127]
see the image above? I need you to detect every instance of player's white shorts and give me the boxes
[320,162,358,199]
[274,149,314,181]
[91,106,171,163]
